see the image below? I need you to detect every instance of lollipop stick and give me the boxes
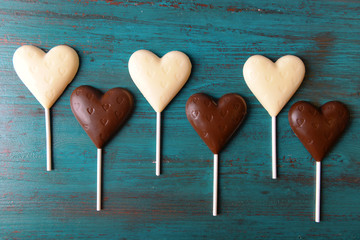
[272,116,277,179]
[315,161,321,222]
[213,154,218,216]
[97,148,102,211]
[156,112,161,176]
[45,108,52,171]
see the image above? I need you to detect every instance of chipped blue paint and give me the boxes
[0,0,359,239]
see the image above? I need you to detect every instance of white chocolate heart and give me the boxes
[243,55,305,117]
[13,45,79,109]
[128,50,192,112]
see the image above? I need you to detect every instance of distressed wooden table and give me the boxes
[1,0,359,239]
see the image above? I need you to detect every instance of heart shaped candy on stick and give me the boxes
[289,101,349,222]
[13,45,79,171]
[129,50,192,176]
[70,86,134,211]
[243,55,305,179]
[186,93,247,216]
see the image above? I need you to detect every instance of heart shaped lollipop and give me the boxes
[289,101,349,222]
[13,45,79,171]
[289,101,349,162]
[70,86,134,148]
[129,49,192,175]
[186,93,247,154]
[186,93,247,216]
[243,55,305,179]
[70,86,134,211]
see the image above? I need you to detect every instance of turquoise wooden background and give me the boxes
[1,0,359,239]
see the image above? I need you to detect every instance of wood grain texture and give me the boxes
[0,0,359,239]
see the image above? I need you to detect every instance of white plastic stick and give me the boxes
[272,116,277,179]
[213,154,218,216]
[156,112,161,176]
[97,148,102,211]
[45,108,52,171]
[315,161,321,222]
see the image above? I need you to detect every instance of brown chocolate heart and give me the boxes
[288,101,349,162]
[186,93,247,154]
[70,86,134,148]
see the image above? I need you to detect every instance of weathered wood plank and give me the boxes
[1,0,359,239]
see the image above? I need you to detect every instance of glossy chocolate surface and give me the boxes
[186,93,247,154]
[288,101,349,162]
[70,86,134,148]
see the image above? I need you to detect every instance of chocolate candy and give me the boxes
[186,93,247,154]
[288,101,349,162]
[70,86,134,148]
[129,50,192,113]
[13,45,79,109]
[243,55,305,117]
